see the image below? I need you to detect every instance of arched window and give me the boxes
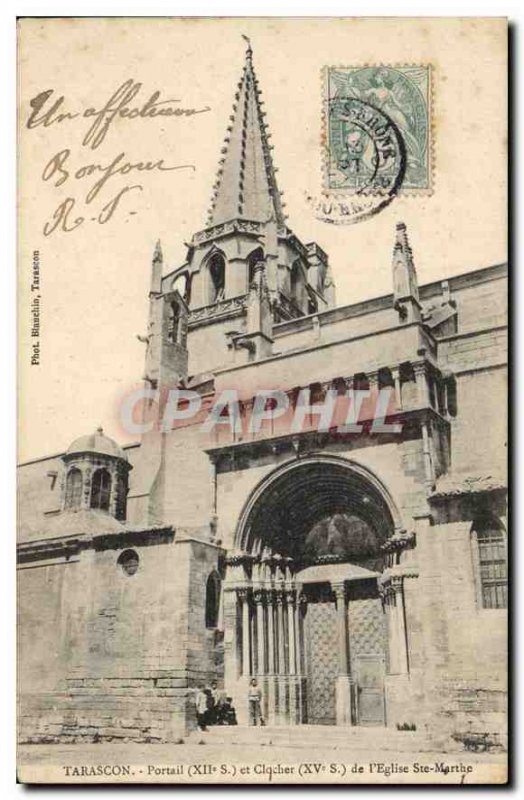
[167,302,180,344]
[309,382,324,404]
[472,516,507,609]
[247,247,264,288]
[205,572,221,629]
[173,272,190,303]
[399,362,417,407]
[208,253,225,304]
[446,376,458,417]
[353,372,370,391]
[290,261,301,301]
[437,379,447,415]
[64,467,82,510]
[332,377,347,396]
[378,367,394,390]
[428,376,437,409]
[90,468,112,512]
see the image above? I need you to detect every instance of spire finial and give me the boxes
[392,221,420,314]
[242,34,252,57]
[96,426,104,435]
[393,221,414,262]
[153,239,163,264]
[206,40,285,228]
[395,220,408,243]
[150,239,163,295]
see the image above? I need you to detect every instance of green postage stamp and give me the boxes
[324,65,433,195]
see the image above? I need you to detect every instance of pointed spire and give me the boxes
[392,222,419,303]
[206,41,286,228]
[150,239,163,296]
[153,239,162,263]
[393,222,414,265]
[392,222,421,323]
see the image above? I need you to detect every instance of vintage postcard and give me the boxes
[17,17,508,784]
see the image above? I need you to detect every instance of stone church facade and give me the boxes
[18,45,507,745]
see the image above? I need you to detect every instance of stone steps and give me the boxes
[188,724,451,753]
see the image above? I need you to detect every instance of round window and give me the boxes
[118,549,139,576]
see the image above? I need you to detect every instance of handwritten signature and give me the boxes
[41,149,194,235]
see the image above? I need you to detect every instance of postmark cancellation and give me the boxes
[323,65,433,196]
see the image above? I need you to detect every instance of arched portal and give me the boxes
[237,456,398,565]
[225,456,403,728]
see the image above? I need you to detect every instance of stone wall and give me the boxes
[17,263,508,741]
[404,517,507,739]
[18,534,224,743]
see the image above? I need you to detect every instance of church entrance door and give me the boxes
[354,653,386,726]
[228,456,403,727]
[304,599,338,724]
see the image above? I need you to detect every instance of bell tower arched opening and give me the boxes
[207,252,226,304]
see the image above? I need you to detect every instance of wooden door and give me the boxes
[305,601,338,724]
[354,654,386,726]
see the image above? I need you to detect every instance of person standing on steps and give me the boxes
[195,684,209,731]
[209,680,222,725]
[248,678,265,726]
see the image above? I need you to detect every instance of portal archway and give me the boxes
[236,455,401,559]
[225,456,402,727]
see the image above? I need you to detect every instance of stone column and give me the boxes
[380,570,415,730]
[276,590,287,673]
[287,590,297,674]
[392,367,402,410]
[81,463,92,510]
[334,584,350,676]
[368,371,379,394]
[286,587,299,723]
[267,592,276,673]
[421,420,435,490]
[442,379,449,417]
[108,463,119,518]
[297,593,307,675]
[275,589,288,723]
[333,583,355,726]
[237,588,251,678]
[208,456,218,541]
[414,363,430,407]
[391,576,409,675]
[297,592,308,722]
[223,589,241,688]
[254,589,266,676]
[266,589,277,724]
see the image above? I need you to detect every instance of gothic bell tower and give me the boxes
[162,40,336,376]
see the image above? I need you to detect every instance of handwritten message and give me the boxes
[25,79,211,235]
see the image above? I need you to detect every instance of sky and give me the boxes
[18,17,507,462]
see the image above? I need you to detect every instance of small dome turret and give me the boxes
[65,426,128,461]
[61,427,131,520]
